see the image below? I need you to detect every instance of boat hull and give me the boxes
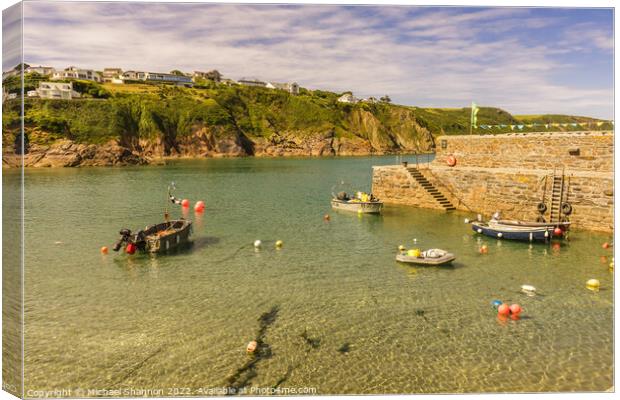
[495,219,570,229]
[143,219,192,253]
[472,222,553,242]
[331,199,383,214]
[396,253,456,265]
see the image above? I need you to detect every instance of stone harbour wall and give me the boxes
[433,131,613,172]
[372,131,614,232]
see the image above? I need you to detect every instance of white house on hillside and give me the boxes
[238,77,267,87]
[266,82,299,95]
[120,70,146,81]
[36,82,81,99]
[144,72,193,86]
[25,66,56,76]
[52,66,102,82]
[337,93,359,103]
[102,68,123,83]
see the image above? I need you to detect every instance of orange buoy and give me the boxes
[100,246,109,255]
[479,245,488,254]
[194,201,205,212]
[446,155,457,167]
[181,199,190,207]
[324,214,330,221]
[602,242,610,249]
[497,303,510,316]
[509,304,522,316]
[126,243,136,255]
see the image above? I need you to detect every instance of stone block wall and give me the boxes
[433,131,613,172]
[372,131,614,232]
[371,166,447,211]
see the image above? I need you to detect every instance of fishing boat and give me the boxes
[396,248,456,266]
[112,183,193,254]
[331,191,383,214]
[113,219,192,253]
[471,221,559,242]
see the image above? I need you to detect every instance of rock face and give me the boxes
[3,140,148,168]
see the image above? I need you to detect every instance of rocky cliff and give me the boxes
[2,81,604,167]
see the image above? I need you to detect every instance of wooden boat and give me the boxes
[396,248,456,266]
[114,219,192,253]
[472,221,557,242]
[331,191,383,214]
[113,183,193,254]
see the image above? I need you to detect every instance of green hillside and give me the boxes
[2,75,611,157]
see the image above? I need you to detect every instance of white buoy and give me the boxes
[247,340,258,354]
[254,240,262,249]
[497,232,503,238]
[398,245,406,252]
[413,238,418,243]
[521,284,537,296]
[477,214,482,222]
[544,231,549,238]
[464,218,470,224]
[477,228,483,234]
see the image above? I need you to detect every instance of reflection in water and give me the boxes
[18,157,613,394]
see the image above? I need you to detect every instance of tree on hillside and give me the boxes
[170,70,185,76]
[380,95,391,103]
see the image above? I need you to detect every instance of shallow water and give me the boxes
[13,156,613,394]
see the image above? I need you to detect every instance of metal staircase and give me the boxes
[406,167,456,211]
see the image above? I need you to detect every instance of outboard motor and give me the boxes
[113,228,132,252]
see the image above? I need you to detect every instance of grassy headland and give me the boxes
[2,75,612,166]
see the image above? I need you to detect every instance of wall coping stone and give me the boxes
[436,130,613,140]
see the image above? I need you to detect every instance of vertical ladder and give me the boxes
[548,169,565,223]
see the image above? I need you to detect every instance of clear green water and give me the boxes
[14,156,613,394]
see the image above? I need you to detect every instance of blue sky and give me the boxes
[10,2,616,118]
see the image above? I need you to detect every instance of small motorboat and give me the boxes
[472,220,561,242]
[331,190,383,214]
[113,219,193,253]
[396,248,456,266]
[112,183,193,254]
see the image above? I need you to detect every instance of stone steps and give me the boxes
[406,167,456,211]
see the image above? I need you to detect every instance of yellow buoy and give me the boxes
[586,279,601,291]
[398,245,406,252]
[407,249,421,257]
[610,258,614,271]
[275,240,283,249]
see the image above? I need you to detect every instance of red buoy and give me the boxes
[194,201,205,212]
[509,304,522,316]
[602,242,610,249]
[497,303,510,316]
[126,243,136,255]
[446,155,457,167]
[553,227,563,237]
[324,214,331,221]
[181,199,190,207]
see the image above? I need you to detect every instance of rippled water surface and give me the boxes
[15,156,613,394]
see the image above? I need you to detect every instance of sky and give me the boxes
[6,2,615,118]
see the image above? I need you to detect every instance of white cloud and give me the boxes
[20,2,613,119]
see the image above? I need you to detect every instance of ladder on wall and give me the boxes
[548,168,569,223]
